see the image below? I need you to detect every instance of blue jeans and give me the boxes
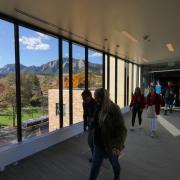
[88,128,94,155]
[89,146,120,180]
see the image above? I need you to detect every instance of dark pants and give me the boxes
[84,117,87,131]
[88,128,94,155]
[132,108,142,126]
[89,146,120,180]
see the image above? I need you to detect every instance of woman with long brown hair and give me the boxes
[130,87,145,130]
[89,88,127,180]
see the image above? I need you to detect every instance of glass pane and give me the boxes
[117,59,125,108]
[129,63,133,105]
[62,40,70,127]
[105,55,108,89]
[133,64,137,90]
[0,19,17,147]
[139,66,141,87]
[72,44,85,124]
[19,27,59,139]
[88,49,103,90]
[109,56,115,102]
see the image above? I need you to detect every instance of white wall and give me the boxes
[117,59,125,108]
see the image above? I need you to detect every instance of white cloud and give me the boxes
[36,32,50,40]
[89,52,102,58]
[19,35,50,51]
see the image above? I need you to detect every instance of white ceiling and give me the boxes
[0,0,180,65]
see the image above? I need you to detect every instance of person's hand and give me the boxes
[112,148,121,156]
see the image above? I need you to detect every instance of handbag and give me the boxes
[147,105,156,118]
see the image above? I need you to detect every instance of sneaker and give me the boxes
[130,126,135,131]
[139,125,142,129]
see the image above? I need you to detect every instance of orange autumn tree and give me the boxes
[63,72,85,89]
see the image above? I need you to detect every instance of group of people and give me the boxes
[129,80,177,137]
[129,86,161,137]
[81,81,176,179]
[82,88,127,180]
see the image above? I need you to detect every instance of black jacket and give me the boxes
[83,98,97,130]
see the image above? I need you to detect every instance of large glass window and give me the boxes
[72,44,85,124]
[109,56,115,102]
[0,19,17,147]
[88,49,103,90]
[117,59,125,108]
[133,64,138,91]
[105,55,108,90]
[129,63,133,105]
[62,40,70,127]
[138,66,141,88]
[19,27,59,139]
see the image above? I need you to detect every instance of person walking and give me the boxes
[89,88,127,180]
[129,87,145,130]
[146,86,161,137]
[82,90,97,162]
[155,80,162,95]
[164,82,175,115]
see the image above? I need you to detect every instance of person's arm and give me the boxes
[141,95,145,110]
[129,95,134,110]
[82,102,87,131]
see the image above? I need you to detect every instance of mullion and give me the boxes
[115,57,118,104]
[14,24,22,142]
[85,47,88,90]
[69,42,73,125]
[59,38,63,128]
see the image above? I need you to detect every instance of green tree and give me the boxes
[21,71,32,107]
[0,73,16,127]
[28,74,42,106]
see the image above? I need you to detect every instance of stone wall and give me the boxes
[48,89,59,132]
[48,89,84,132]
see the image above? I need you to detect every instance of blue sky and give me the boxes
[0,19,102,68]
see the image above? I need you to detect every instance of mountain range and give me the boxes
[0,58,102,76]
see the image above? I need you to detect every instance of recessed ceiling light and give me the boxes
[121,30,138,43]
[166,43,175,52]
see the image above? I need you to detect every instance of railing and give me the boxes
[22,116,48,129]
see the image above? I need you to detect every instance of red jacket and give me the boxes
[130,95,145,109]
[146,93,161,115]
